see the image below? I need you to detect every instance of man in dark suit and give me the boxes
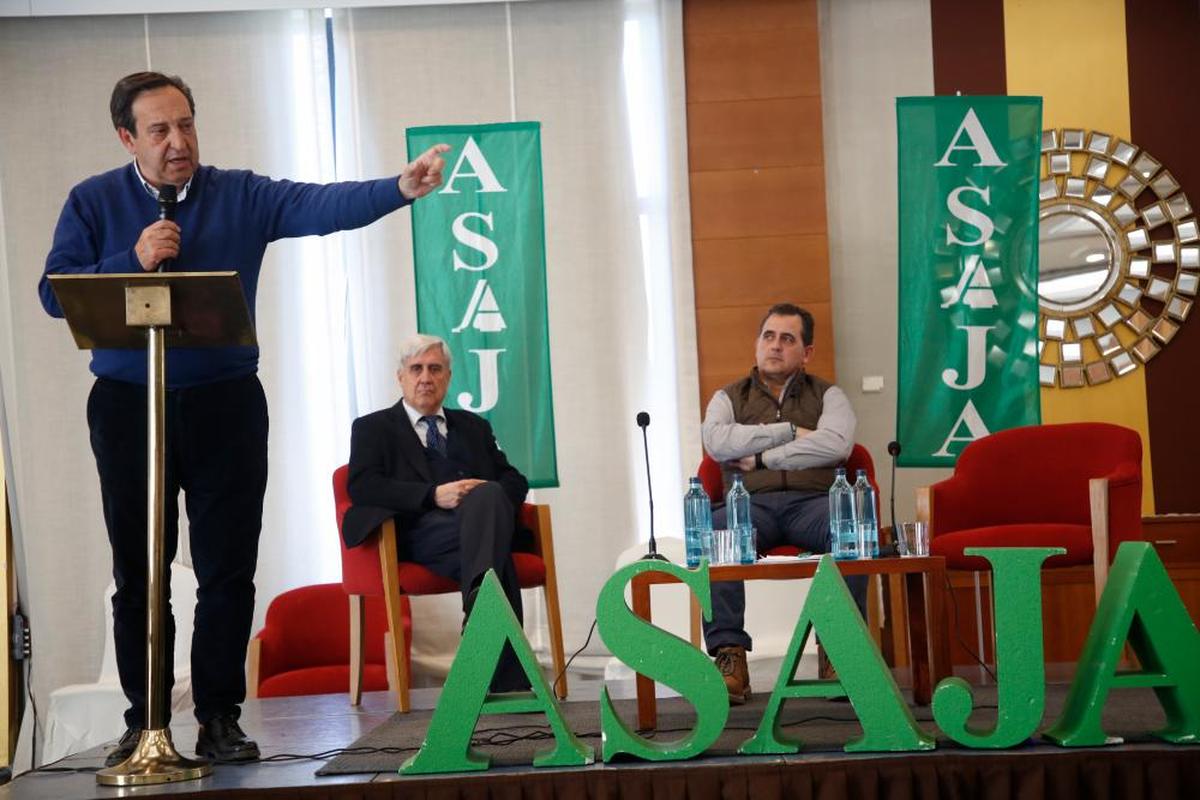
[343,334,530,691]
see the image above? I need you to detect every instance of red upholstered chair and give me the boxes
[916,422,1142,603]
[697,443,880,557]
[333,464,568,712]
[246,583,410,699]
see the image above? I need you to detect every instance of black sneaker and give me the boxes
[195,714,260,762]
[104,726,143,767]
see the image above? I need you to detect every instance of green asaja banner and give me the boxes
[896,96,1043,467]
[407,122,558,487]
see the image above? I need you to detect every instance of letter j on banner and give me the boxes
[896,97,1042,467]
[407,122,558,487]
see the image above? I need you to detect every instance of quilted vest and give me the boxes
[721,370,838,495]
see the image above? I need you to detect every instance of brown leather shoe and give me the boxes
[714,645,751,704]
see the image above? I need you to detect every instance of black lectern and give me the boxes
[49,271,254,786]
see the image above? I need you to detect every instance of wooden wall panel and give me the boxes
[690,167,828,240]
[687,97,825,171]
[683,0,817,34]
[685,25,822,103]
[692,236,830,309]
[685,0,834,420]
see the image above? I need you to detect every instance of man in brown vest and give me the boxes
[700,303,866,703]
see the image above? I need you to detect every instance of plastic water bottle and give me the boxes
[853,469,879,559]
[683,477,713,568]
[828,467,858,560]
[726,473,755,564]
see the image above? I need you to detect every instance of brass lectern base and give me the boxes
[96,728,212,786]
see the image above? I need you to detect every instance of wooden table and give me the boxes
[629,556,952,730]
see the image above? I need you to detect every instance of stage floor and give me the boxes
[2,677,1194,799]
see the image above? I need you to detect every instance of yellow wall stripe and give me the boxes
[1003,0,1155,512]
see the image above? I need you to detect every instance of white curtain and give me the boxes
[0,9,348,762]
[0,0,698,760]
[329,0,697,675]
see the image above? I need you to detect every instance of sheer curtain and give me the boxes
[0,4,699,754]
[0,9,347,761]
[331,0,698,676]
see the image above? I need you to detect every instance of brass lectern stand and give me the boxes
[49,272,255,787]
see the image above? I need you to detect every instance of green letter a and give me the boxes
[1045,542,1200,746]
[740,555,934,754]
[401,569,594,774]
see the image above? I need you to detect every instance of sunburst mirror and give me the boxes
[1037,129,1197,388]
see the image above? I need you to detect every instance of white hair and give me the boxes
[396,334,452,371]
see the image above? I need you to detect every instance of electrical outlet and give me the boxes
[11,612,30,661]
[861,375,885,393]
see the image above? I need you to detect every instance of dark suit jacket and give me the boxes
[342,401,529,548]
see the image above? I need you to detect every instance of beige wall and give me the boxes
[818,0,951,523]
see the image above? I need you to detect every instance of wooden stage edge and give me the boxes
[3,682,1197,800]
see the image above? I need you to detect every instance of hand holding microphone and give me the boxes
[135,184,180,272]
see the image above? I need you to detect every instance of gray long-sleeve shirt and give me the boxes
[701,383,856,471]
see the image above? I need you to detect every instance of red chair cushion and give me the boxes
[389,553,545,595]
[258,664,390,699]
[930,523,1093,570]
[336,464,549,596]
[514,552,546,587]
[253,583,411,698]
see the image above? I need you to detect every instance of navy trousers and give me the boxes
[401,481,528,691]
[87,374,268,726]
[703,490,868,654]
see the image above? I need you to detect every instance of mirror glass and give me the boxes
[1038,206,1119,311]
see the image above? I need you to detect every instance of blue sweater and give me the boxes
[40,164,409,387]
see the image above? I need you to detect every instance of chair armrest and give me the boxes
[526,503,554,562]
[916,474,972,536]
[1097,463,1143,548]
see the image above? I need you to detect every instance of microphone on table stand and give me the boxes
[636,411,668,562]
[885,440,902,554]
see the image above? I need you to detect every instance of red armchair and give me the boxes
[697,443,880,556]
[247,583,410,699]
[333,464,568,712]
[916,422,1142,602]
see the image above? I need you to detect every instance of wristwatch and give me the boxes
[755,452,765,470]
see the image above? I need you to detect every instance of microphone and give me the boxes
[636,411,668,562]
[887,440,901,537]
[156,184,178,272]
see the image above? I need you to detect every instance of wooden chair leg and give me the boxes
[690,594,702,649]
[1089,477,1110,606]
[246,637,261,700]
[348,594,364,706]
[378,520,410,712]
[535,505,569,700]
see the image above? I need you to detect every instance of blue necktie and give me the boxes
[421,415,446,455]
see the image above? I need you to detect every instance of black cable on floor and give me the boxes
[943,572,999,684]
[551,617,597,691]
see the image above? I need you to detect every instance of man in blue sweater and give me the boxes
[38,71,448,765]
